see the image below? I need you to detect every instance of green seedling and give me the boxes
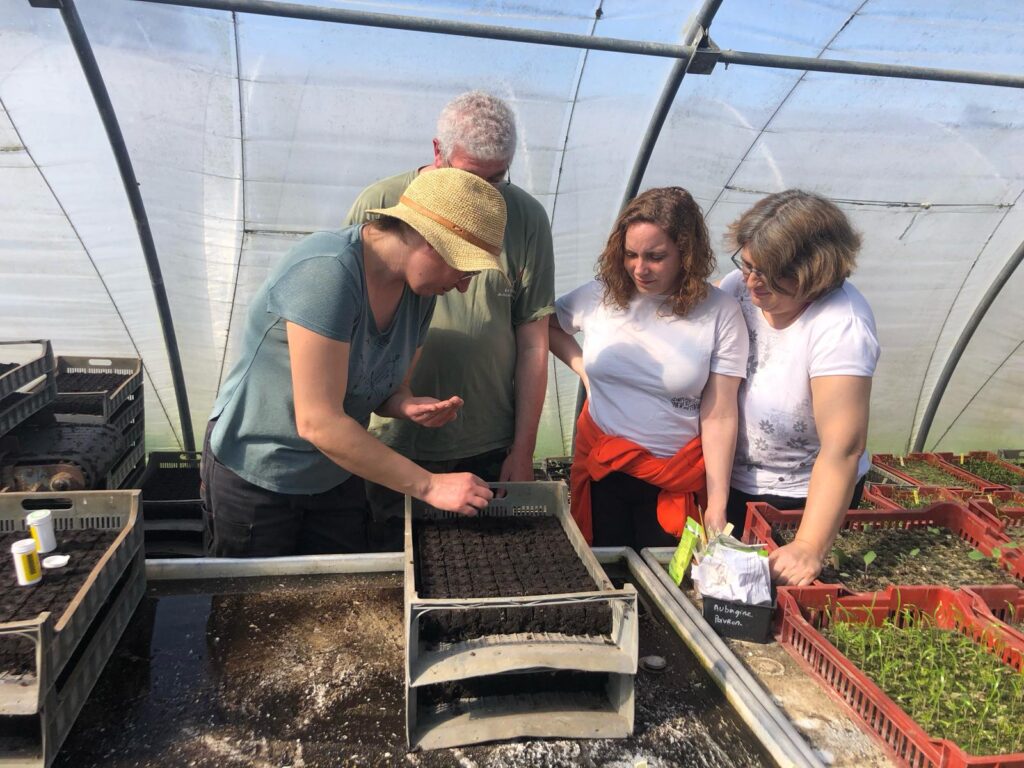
[862,550,877,575]
[909,548,921,557]
[825,604,1024,756]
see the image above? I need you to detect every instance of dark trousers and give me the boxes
[590,471,682,550]
[363,447,508,553]
[200,421,368,557]
[724,475,867,537]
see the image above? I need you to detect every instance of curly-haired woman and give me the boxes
[549,187,748,549]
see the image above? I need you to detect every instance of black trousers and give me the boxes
[590,471,682,550]
[200,421,368,557]
[724,475,867,537]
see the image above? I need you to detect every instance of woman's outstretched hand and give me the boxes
[400,395,464,428]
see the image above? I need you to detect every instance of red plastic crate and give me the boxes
[777,584,1024,767]
[872,453,1004,492]
[863,484,971,511]
[966,492,1024,532]
[940,451,1024,490]
[741,501,1024,585]
[962,585,1024,645]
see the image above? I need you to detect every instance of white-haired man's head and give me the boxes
[434,91,517,172]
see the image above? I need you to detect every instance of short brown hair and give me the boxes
[597,187,714,317]
[727,189,861,301]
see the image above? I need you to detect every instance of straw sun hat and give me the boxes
[368,167,507,274]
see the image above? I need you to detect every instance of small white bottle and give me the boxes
[26,509,57,554]
[11,539,42,586]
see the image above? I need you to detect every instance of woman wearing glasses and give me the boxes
[549,187,748,549]
[718,189,880,585]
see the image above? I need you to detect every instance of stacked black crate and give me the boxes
[0,355,144,493]
[136,451,205,557]
[50,356,145,489]
[0,340,57,442]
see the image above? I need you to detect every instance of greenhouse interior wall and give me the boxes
[1,0,1022,458]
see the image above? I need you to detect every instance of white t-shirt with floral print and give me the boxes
[720,270,880,496]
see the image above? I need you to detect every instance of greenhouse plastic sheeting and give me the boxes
[1,0,1022,456]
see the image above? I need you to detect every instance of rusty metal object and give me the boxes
[7,462,87,492]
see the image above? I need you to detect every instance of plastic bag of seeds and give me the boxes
[692,535,772,606]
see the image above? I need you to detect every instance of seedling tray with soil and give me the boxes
[871,453,979,488]
[862,484,971,510]
[968,492,1024,534]
[405,482,638,689]
[777,585,1024,766]
[944,451,1024,488]
[743,502,1022,593]
[0,491,142,718]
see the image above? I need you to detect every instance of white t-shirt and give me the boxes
[720,270,880,496]
[555,280,748,458]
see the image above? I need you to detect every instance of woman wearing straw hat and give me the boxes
[200,168,507,557]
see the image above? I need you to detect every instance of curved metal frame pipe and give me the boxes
[38,0,196,451]
[913,239,1024,451]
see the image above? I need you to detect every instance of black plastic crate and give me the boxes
[0,340,56,437]
[136,451,201,521]
[54,356,142,422]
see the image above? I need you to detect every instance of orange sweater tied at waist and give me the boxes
[570,401,707,544]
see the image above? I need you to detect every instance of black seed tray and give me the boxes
[53,356,142,422]
[0,340,56,437]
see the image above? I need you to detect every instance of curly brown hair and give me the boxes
[597,187,714,317]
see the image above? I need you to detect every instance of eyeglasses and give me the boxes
[457,270,481,283]
[730,249,766,280]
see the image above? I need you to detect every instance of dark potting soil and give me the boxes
[54,570,772,768]
[774,524,1022,592]
[56,371,131,394]
[414,515,612,642]
[0,529,118,674]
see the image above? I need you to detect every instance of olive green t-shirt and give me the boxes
[344,169,555,461]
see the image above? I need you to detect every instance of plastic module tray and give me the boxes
[404,481,637,749]
[52,356,142,424]
[777,584,1024,768]
[0,491,143,717]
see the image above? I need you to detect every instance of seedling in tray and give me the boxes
[824,605,1024,757]
[892,457,967,487]
[778,524,1019,593]
[955,456,1024,487]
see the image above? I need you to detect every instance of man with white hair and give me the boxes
[345,90,555,549]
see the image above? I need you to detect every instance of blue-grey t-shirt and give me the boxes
[210,226,435,493]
